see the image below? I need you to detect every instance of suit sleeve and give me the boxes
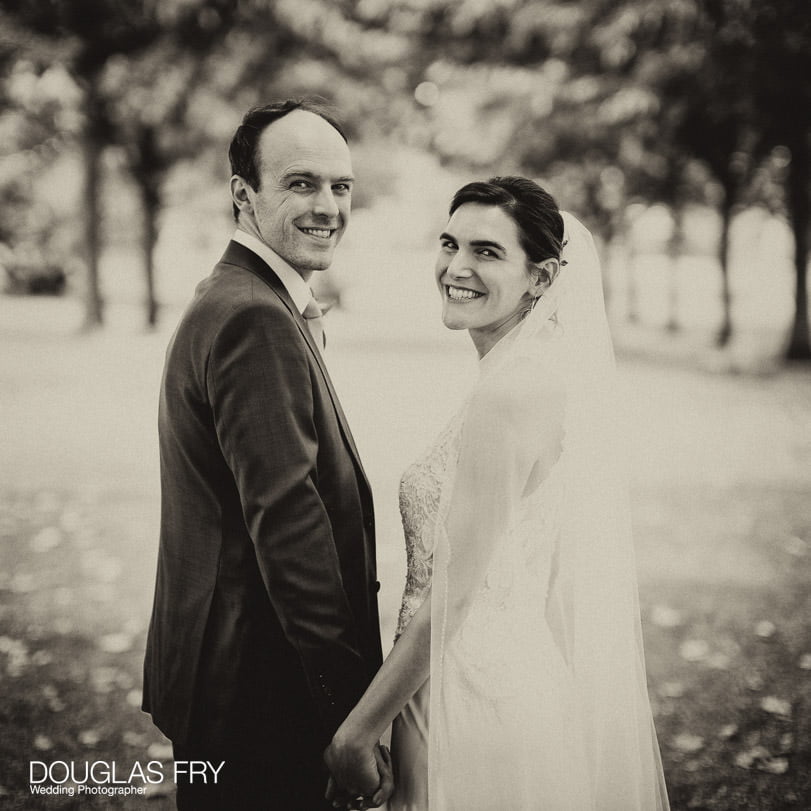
[207,298,368,741]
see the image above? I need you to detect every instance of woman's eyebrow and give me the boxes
[438,232,505,252]
[469,239,506,251]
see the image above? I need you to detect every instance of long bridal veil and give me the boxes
[427,213,669,809]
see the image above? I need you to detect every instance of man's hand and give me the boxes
[324,741,394,809]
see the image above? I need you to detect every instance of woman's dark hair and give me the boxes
[449,176,564,264]
[227,98,347,220]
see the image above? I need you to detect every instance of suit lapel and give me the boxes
[218,241,371,491]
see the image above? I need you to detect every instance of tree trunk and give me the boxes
[624,241,639,324]
[81,83,105,329]
[140,179,160,328]
[717,195,733,347]
[666,208,684,333]
[598,219,615,310]
[131,125,164,328]
[785,139,811,361]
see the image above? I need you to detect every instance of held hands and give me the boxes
[324,736,394,809]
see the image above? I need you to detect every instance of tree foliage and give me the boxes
[1,0,808,355]
[0,0,406,326]
[397,0,810,358]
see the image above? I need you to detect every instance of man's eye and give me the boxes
[333,183,351,194]
[440,240,457,251]
[290,180,310,190]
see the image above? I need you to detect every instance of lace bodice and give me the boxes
[395,412,462,638]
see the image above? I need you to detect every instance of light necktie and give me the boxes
[303,296,326,351]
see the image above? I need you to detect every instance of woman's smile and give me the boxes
[445,284,485,302]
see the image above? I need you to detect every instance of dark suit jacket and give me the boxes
[142,241,382,756]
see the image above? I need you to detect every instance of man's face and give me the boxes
[234,110,354,277]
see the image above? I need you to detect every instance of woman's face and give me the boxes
[435,203,537,357]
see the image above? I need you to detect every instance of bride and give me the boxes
[325,176,669,810]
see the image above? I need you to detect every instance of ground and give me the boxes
[0,288,809,809]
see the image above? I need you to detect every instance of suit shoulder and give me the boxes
[165,265,302,374]
[175,265,291,337]
[197,264,286,316]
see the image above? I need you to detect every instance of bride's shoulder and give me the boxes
[471,356,565,426]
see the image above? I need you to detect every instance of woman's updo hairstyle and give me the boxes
[449,176,564,265]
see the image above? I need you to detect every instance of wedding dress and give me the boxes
[389,214,669,810]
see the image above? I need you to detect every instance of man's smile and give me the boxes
[299,226,336,240]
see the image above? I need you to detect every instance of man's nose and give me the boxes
[312,186,340,219]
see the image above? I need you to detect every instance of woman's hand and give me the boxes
[324,736,393,809]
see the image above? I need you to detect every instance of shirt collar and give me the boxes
[232,229,313,315]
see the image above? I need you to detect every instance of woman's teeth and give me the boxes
[301,228,332,238]
[447,285,483,301]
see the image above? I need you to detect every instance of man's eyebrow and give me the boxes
[281,170,355,183]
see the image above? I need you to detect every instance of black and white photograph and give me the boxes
[1,1,809,809]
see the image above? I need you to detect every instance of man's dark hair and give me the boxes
[449,176,564,264]
[228,98,348,220]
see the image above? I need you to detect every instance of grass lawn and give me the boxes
[1,296,809,809]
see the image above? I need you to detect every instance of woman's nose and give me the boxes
[447,251,472,278]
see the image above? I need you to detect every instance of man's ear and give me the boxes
[230,175,254,217]
[529,257,560,295]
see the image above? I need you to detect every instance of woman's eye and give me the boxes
[440,240,457,251]
[478,248,497,258]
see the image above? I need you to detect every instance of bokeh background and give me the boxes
[1,1,810,808]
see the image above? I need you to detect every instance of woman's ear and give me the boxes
[529,257,560,295]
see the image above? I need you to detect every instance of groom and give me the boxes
[143,100,388,809]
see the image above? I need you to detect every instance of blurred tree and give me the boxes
[1,1,168,327]
[128,0,407,323]
[636,0,811,357]
[400,0,810,356]
[404,1,749,340]
[115,0,401,326]
[606,1,755,345]
[0,18,71,290]
[105,3,238,327]
[740,0,811,360]
[1,0,406,327]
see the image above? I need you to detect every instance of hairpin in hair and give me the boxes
[560,239,569,266]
